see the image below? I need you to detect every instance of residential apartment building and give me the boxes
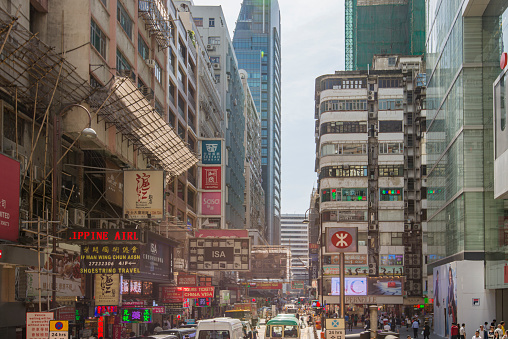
[427,0,508,331]
[345,0,425,70]
[233,0,282,244]
[281,214,309,283]
[241,70,266,243]
[315,55,426,308]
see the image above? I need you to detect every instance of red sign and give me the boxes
[162,287,184,303]
[501,52,508,69]
[122,301,145,307]
[113,324,122,339]
[0,153,20,242]
[162,286,214,302]
[505,264,508,284]
[309,243,319,249]
[195,229,249,238]
[98,316,104,338]
[331,231,353,249]
[182,286,214,298]
[202,166,221,190]
[66,230,141,242]
[250,282,282,290]
[152,306,166,313]
[177,274,197,286]
[56,306,76,321]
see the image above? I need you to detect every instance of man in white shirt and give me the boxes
[412,319,420,338]
[473,330,482,339]
[384,323,391,331]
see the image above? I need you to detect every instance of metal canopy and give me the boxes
[89,77,198,177]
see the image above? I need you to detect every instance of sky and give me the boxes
[191,0,346,214]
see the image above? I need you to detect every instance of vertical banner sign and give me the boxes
[0,153,20,242]
[201,192,221,215]
[201,167,221,190]
[95,274,120,306]
[123,170,164,220]
[201,140,222,164]
[26,312,54,339]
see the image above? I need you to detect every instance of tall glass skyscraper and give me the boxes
[233,0,281,244]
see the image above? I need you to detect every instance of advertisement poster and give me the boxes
[95,274,120,306]
[105,159,124,206]
[367,277,403,295]
[134,232,172,281]
[202,140,222,164]
[201,192,221,215]
[123,170,164,220]
[330,277,367,296]
[220,290,231,305]
[433,263,457,337]
[26,312,54,339]
[202,166,221,190]
[178,274,197,286]
[81,244,141,274]
[0,153,20,242]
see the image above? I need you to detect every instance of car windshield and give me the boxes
[198,330,230,339]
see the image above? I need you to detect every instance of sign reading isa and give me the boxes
[202,140,221,164]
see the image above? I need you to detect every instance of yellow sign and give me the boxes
[49,320,69,331]
[326,318,345,330]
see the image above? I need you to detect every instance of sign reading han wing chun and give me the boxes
[123,170,164,220]
[188,237,250,271]
[80,244,141,274]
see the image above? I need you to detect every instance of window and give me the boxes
[193,17,203,27]
[378,78,401,88]
[117,2,132,39]
[320,165,368,178]
[169,52,175,74]
[178,123,185,139]
[90,20,106,58]
[379,142,403,154]
[187,188,195,209]
[116,49,135,80]
[320,99,367,113]
[100,0,108,7]
[379,121,402,133]
[320,121,367,134]
[378,99,403,110]
[209,17,215,27]
[90,74,102,88]
[378,165,404,176]
[321,143,367,156]
[177,209,184,222]
[320,78,367,90]
[209,56,220,64]
[177,180,184,200]
[154,100,164,116]
[321,188,367,202]
[154,60,162,83]
[169,81,175,104]
[388,57,396,66]
[138,34,149,60]
[379,188,403,201]
[199,331,230,339]
[208,36,220,45]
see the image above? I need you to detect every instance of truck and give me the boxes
[225,302,259,327]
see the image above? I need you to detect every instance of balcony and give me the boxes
[138,0,172,49]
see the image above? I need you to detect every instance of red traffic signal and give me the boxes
[252,298,256,302]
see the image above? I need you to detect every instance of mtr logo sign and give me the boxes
[326,227,358,253]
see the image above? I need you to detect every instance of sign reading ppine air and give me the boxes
[201,140,222,164]
[123,170,164,220]
[188,237,250,271]
[325,227,358,253]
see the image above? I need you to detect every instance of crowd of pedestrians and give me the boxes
[451,320,507,339]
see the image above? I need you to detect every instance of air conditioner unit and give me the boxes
[332,85,339,90]
[59,208,69,227]
[404,202,409,208]
[413,223,421,231]
[369,112,375,119]
[404,223,412,231]
[20,209,29,221]
[212,63,220,70]
[206,44,215,51]
[139,85,153,98]
[70,209,85,227]
[99,219,109,229]
[227,74,231,81]
[33,165,44,182]
[368,224,378,231]
[145,59,156,68]
[369,201,373,208]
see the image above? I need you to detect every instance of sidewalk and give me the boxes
[315,326,446,339]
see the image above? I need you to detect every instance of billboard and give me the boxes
[201,192,221,215]
[161,286,215,302]
[195,229,248,238]
[367,277,403,295]
[123,170,164,220]
[325,227,358,253]
[67,229,141,243]
[134,232,172,281]
[247,250,288,280]
[188,237,250,271]
[80,244,141,274]
[330,277,367,296]
[202,166,221,190]
[177,274,197,286]
[95,274,120,306]
[250,282,282,290]
[202,140,222,164]
[0,153,20,242]
[291,281,305,289]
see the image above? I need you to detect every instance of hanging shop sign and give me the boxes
[325,227,358,253]
[120,308,152,323]
[195,229,249,238]
[177,274,197,286]
[161,286,215,302]
[122,301,146,308]
[291,281,305,289]
[123,170,164,220]
[201,166,221,190]
[195,298,212,307]
[134,232,172,281]
[220,290,231,305]
[161,286,184,303]
[94,306,118,317]
[105,160,124,207]
[94,274,120,306]
[249,282,283,290]
[201,192,222,215]
[67,229,141,243]
[152,306,166,314]
[201,140,222,164]
[0,153,20,242]
[188,237,250,271]
[80,244,141,274]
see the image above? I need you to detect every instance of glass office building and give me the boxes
[426,0,508,329]
[233,0,282,244]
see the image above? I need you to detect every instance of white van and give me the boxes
[197,318,245,339]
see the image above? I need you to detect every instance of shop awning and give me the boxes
[88,77,199,177]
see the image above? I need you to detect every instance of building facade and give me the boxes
[233,0,282,244]
[281,214,309,283]
[315,55,426,308]
[345,0,425,71]
[427,0,508,332]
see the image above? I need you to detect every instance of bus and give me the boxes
[265,316,300,339]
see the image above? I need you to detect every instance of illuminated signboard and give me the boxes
[121,308,152,323]
[80,244,141,274]
[330,277,367,296]
[67,230,141,243]
[195,298,212,307]
[95,306,118,317]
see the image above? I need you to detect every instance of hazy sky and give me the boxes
[191,0,346,214]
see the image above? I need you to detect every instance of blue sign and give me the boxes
[202,140,221,164]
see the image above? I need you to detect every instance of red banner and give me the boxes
[0,153,20,242]
[195,229,249,238]
[250,282,282,290]
[162,286,215,302]
[202,167,221,190]
[162,287,184,303]
[152,306,165,314]
[182,286,214,298]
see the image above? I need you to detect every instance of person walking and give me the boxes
[348,315,354,332]
[460,324,467,339]
[451,323,460,339]
[413,319,420,338]
[407,317,412,331]
[354,314,359,328]
[422,322,430,339]
[473,330,482,339]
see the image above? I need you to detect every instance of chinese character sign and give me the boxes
[0,153,20,242]
[81,244,141,275]
[202,140,222,164]
[95,274,120,306]
[121,308,152,323]
[123,170,164,220]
